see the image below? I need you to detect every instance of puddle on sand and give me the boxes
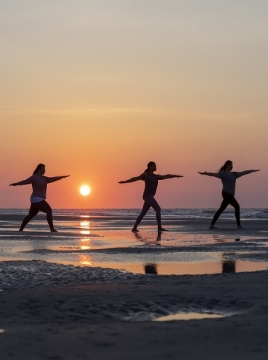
[87,258,268,276]
[156,312,226,321]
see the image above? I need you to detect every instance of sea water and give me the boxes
[2,207,268,219]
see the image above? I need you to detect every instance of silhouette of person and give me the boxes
[199,160,259,229]
[10,163,70,232]
[119,161,183,232]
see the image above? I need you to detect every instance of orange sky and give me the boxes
[1,1,267,208]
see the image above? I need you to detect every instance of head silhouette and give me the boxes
[33,164,45,175]
[219,160,232,172]
[144,161,156,173]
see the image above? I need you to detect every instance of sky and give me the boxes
[1,0,268,208]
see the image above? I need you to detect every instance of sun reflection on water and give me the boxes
[80,230,90,235]
[79,254,92,266]
[80,221,90,227]
[78,209,91,260]
[80,220,90,235]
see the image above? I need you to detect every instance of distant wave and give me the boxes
[1,208,268,220]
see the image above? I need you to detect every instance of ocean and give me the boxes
[2,207,268,219]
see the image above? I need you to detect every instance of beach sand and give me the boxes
[1,270,268,359]
[1,215,268,359]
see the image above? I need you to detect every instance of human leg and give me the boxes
[228,196,241,226]
[211,194,229,227]
[19,204,39,231]
[143,196,163,231]
[132,201,151,231]
[33,201,56,231]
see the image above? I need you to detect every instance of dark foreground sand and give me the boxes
[1,217,268,359]
[1,270,268,360]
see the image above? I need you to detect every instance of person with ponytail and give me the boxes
[119,161,183,232]
[199,160,259,229]
[10,164,70,232]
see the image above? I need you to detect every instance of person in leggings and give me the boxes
[199,160,259,229]
[10,164,70,232]
[119,161,183,232]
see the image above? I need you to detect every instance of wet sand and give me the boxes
[1,269,268,359]
[1,216,268,359]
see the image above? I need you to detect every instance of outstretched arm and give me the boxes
[46,175,70,183]
[236,169,260,178]
[9,176,33,186]
[118,174,144,184]
[157,174,184,180]
[198,172,220,178]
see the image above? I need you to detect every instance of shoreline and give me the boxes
[1,217,268,276]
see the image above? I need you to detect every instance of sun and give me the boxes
[80,185,91,196]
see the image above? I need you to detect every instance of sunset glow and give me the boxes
[1,1,267,209]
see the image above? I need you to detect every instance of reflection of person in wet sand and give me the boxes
[199,160,259,229]
[222,258,236,274]
[133,230,161,245]
[119,161,183,232]
[144,263,158,275]
[10,164,70,232]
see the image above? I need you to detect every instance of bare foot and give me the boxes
[132,228,139,233]
[237,225,244,229]
[209,225,217,229]
[50,229,58,232]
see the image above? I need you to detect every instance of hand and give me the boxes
[118,181,125,184]
[9,183,16,186]
[253,169,260,172]
[177,175,184,178]
[198,172,206,175]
